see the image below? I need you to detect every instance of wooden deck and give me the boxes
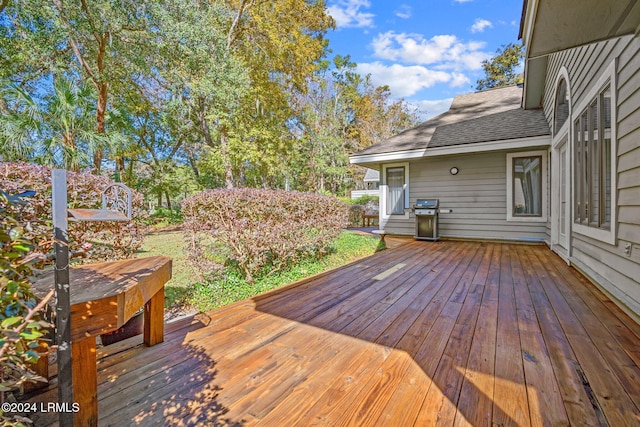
[24,241,640,426]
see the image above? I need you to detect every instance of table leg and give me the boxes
[144,287,165,346]
[72,337,98,426]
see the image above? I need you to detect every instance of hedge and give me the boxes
[182,188,349,282]
[0,162,146,265]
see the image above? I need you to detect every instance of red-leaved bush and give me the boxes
[0,162,146,265]
[182,188,349,282]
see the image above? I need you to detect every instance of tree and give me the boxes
[0,77,112,171]
[292,55,419,194]
[216,0,335,188]
[476,43,524,90]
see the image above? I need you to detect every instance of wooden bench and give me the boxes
[32,255,172,426]
[362,213,378,227]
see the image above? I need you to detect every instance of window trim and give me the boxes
[381,162,410,219]
[506,150,548,222]
[554,76,570,135]
[571,59,617,245]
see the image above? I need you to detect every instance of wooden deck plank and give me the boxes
[516,245,606,426]
[274,343,392,426]
[537,248,640,404]
[20,241,640,427]
[493,244,531,427]
[522,245,640,426]
[511,245,569,426]
[414,244,486,425]
[453,243,498,427]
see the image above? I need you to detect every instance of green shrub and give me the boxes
[0,190,51,425]
[182,189,349,282]
[0,162,147,264]
[351,194,379,205]
[348,204,365,227]
[144,207,183,227]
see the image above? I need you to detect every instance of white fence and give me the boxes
[351,189,380,200]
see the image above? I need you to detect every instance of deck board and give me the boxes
[22,241,640,426]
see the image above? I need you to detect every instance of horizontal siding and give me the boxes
[544,34,640,318]
[380,151,547,241]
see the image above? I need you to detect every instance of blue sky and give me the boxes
[325,0,524,119]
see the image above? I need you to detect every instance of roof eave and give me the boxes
[349,135,551,166]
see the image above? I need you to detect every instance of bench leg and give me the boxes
[72,337,98,426]
[144,287,165,346]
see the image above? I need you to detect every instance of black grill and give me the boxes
[414,198,439,241]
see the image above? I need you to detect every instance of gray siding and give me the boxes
[544,34,640,320]
[380,152,548,241]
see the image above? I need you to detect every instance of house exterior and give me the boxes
[350,0,640,322]
[350,168,380,200]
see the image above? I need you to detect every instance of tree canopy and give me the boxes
[1,0,419,203]
[476,43,525,91]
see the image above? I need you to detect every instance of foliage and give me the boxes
[0,162,146,263]
[0,189,52,425]
[346,195,379,227]
[0,77,113,171]
[348,204,365,227]
[1,1,416,198]
[182,188,349,282]
[145,207,183,228]
[186,231,381,312]
[351,195,379,205]
[476,43,525,91]
[292,56,419,194]
[214,0,335,188]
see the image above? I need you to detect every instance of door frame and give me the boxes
[551,133,570,261]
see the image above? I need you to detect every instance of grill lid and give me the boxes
[415,199,439,208]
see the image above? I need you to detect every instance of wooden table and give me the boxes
[362,213,378,227]
[32,256,172,426]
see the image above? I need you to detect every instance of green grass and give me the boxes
[137,230,383,312]
[136,230,192,308]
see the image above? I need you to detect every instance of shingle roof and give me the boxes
[363,168,380,181]
[352,85,550,157]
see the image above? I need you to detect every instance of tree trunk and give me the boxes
[187,155,200,178]
[157,192,162,208]
[115,156,125,182]
[126,158,135,183]
[93,81,108,172]
[164,191,172,210]
[220,129,234,189]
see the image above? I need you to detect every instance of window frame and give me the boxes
[554,77,570,134]
[506,150,548,222]
[571,59,617,245]
[381,162,410,219]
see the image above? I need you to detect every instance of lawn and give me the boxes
[137,229,384,314]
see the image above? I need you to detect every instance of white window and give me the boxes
[386,167,405,215]
[574,86,613,228]
[572,59,617,245]
[554,78,569,134]
[507,151,547,222]
[382,162,409,218]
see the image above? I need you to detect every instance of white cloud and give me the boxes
[471,18,493,33]
[453,0,474,3]
[449,72,471,87]
[357,62,471,98]
[411,98,454,121]
[370,31,490,71]
[395,5,412,19]
[327,0,374,28]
